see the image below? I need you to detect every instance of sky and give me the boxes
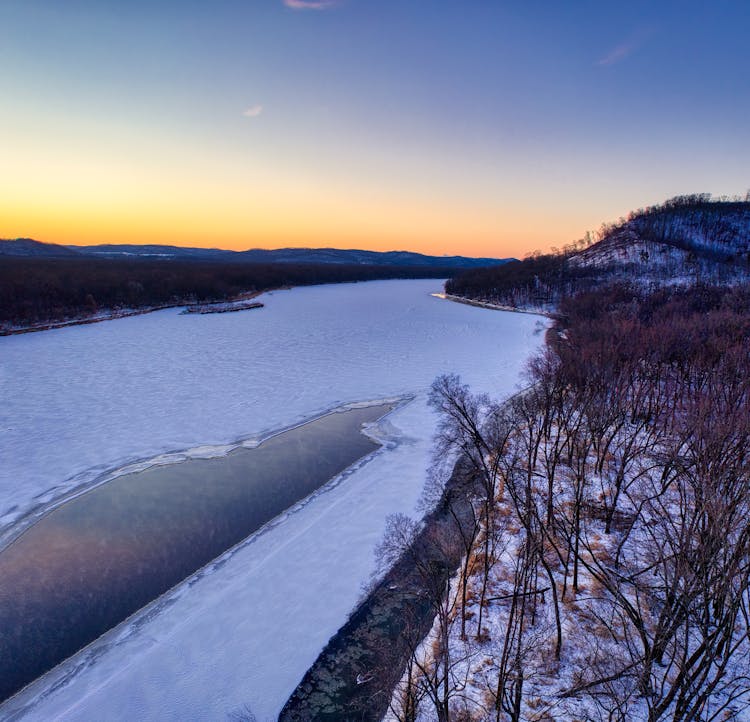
[1,1,748,258]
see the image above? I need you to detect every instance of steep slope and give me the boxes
[447,196,750,309]
[573,196,750,271]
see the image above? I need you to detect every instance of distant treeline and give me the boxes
[0,257,462,328]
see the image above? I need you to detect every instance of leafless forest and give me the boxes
[385,279,750,720]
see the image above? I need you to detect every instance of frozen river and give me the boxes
[0,279,545,720]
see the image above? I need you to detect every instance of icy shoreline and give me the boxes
[431,291,555,318]
[0,279,545,720]
[0,401,405,714]
[0,396,408,554]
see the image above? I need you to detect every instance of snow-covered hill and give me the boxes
[571,196,750,280]
[447,196,750,309]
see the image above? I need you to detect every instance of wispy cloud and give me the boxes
[597,27,653,67]
[242,105,263,118]
[283,0,339,9]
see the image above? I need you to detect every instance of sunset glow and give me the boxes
[1,1,748,258]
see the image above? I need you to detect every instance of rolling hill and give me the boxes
[0,238,511,269]
[446,195,750,309]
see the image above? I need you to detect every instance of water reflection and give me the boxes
[0,403,391,702]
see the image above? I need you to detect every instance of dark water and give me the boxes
[0,404,391,703]
[280,459,472,722]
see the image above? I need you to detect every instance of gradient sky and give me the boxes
[1,1,748,258]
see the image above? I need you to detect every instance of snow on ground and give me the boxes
[0,279,545,720]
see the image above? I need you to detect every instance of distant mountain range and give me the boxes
[0,238,512,269]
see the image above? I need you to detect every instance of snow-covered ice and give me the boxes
[0,279,545,720]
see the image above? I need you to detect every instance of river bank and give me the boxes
[1,280,544,720]
[280,389,543,720]
[281,460,477,721]
[431,292,555,318]
[0,291,266,336]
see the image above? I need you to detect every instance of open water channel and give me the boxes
[0,403,391,701]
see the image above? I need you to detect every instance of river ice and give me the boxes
[0,279,545,720]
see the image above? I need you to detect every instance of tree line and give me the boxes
[384,283,750,721]
[0,256,464,329]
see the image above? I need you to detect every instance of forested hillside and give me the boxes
[446,196,750,310]
[388,283,750,722]
[382,197,750,721]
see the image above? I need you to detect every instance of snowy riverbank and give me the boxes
[0,279,546,720]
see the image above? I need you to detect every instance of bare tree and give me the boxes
[375,513,469,722]
[429,374,513,637]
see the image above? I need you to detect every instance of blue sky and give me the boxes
[1,0,748,256]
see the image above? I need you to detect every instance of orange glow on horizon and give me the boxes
[0,166,583,259]
[3,3,749,268]
[0,206,581,260]
[0,112,586,260]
